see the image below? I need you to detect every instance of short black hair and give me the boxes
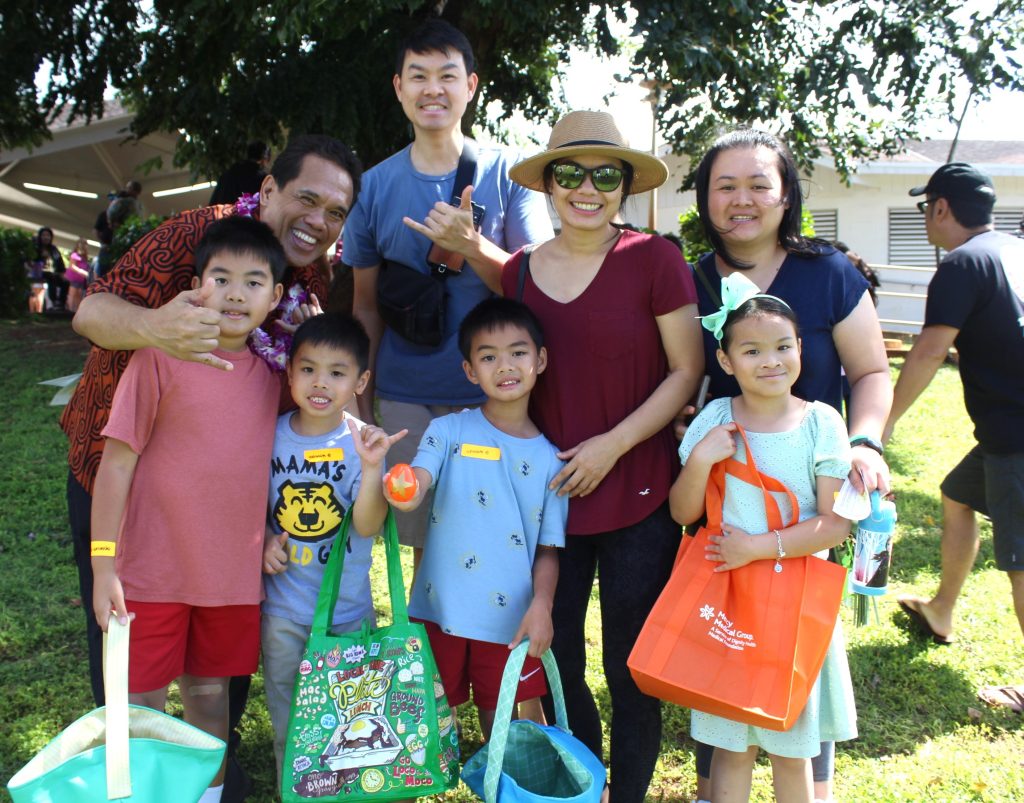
[395,17,475,76]
[269,134,362,206]
[943,194,995,228]
[458,297,544,360]
[720,296,800,352]
[289,312,371,374]
[194,216,287,283]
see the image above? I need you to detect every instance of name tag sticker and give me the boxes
[305,448,343,463]
[461,444,501,461]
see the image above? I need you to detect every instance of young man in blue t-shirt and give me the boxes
[385,298,567,738]
[346,18,553,570]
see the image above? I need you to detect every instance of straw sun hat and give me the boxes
[510,110,669,194]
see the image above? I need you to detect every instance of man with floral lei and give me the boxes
[63,133,361,801]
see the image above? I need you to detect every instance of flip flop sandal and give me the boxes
[978,685,1024,713]
[896,598,954,645]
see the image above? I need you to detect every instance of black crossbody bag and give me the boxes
[376,140,479,347]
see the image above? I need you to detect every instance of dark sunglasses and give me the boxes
[916,199,931,214]
[551,162,625,192]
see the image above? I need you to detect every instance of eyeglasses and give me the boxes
[551,162,625,192]
[916,199,931,214]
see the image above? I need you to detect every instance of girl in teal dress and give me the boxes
[669,273,857,803]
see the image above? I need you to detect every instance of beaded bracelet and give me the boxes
[773,529,785,573]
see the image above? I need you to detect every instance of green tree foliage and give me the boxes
[3,1,1022,179]
[0,1,142,151]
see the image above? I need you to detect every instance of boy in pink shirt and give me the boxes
[91,216,285,803]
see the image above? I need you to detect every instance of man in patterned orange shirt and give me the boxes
[63,134,360,800]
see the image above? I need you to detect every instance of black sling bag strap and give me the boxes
[376,140,479,347]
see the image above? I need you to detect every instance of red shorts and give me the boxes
[125,601,261,694]
[418,620,547,711]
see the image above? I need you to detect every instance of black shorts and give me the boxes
[941,445,1024,571]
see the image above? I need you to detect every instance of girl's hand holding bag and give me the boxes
[627,425,847,731]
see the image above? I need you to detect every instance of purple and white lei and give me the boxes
[234,193,306,371]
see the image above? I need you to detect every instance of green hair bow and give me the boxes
[698,273,764,342]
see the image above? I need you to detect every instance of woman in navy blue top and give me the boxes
[689,129,890,487]
[687,130,892,803]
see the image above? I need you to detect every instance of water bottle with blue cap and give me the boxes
[851,491,897,596]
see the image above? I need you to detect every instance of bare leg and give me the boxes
[29,286,46,314]
[901,493,978,638]
[769,754,813,803]
[976,571,1024,713]
[180,675,230,787]
[695,775,712,801]
[129,685,169,711]
[516,697,546,725]
[479,707,496,742]
[1009,570,1024,639]
[814,778,833,801]
[710,746,757,803]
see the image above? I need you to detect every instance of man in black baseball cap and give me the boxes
[908,161,996,211]
[886,162,1024,713]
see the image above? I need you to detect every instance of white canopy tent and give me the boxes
[0,103,212,250]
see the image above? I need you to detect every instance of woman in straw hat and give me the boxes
[501,110,705,802]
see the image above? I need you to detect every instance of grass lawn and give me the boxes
[1,316,1021,802]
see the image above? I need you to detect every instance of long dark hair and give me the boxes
[695,129,824,270]
[34,227,57,260]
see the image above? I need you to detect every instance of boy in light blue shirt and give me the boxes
[386,297,567,739]
[260,312,406,777]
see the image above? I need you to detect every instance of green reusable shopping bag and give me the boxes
[281,509,459,800]
[7,617,225,802]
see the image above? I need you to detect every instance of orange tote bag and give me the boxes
[628,426,847,731]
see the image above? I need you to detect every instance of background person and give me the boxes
[502,109,704,803]
[885,163,1024,712]
[32,226,67,310]
[66,237,91,312]
[210,141,272,206]
[93,180,143,247]
[686,129,892,803]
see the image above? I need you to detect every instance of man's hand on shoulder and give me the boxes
[141,279,233,370]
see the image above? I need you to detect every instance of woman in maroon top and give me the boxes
[503,111,704,803]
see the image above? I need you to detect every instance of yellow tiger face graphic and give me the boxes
[273,480,343,541]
